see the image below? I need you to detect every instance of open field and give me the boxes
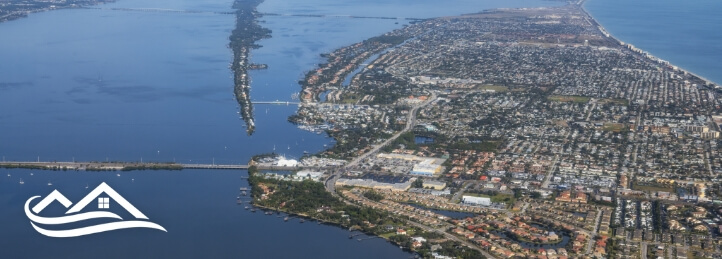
[547,95,591,103]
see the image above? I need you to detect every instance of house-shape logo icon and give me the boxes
[25,182,166,237]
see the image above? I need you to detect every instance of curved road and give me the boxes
[325,92,437,194]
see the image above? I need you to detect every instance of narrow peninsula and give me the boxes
[229,0,271,135]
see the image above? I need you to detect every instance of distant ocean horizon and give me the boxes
[585,0,722,86]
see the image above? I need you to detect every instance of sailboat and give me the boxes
[19,178,24,185]
[85,183,89,189]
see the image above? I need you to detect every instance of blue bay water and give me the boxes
[1,169,411,259]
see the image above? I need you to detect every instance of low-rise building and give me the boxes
[462,196,491,206]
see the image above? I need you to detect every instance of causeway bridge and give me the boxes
[251,100,301,105]
[182,164,313,171]
[0,161,314,172]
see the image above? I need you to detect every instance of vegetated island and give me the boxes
[0,0,114,23]
[229,0,271,135]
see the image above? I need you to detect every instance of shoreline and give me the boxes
[581,0,720,88]
[250,203,416,254]
[0,0,116,23]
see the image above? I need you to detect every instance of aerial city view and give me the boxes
[0,0,721,258]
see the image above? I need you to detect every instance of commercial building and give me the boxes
[462,196,491,206]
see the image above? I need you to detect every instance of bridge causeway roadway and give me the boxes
[0,161,312,172]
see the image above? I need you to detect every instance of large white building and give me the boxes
[462,196,491,206]
[411,159,444,177]
[274,156,298,167]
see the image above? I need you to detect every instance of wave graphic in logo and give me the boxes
[25,182,166,237]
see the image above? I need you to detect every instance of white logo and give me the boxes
[25,182,167,237]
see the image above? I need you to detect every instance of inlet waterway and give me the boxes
[1,0,718,257]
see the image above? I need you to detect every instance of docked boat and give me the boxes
[284,217,289,221]
[299,219,305,223]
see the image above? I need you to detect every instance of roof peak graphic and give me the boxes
[32,190,72,214]
[65,182,148,219]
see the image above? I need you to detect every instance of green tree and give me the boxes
[412,178,424,188]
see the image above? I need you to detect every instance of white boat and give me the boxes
[117,173,120,177]
[7,173,10,177]
[85,184,89,189]
[19,178,24,185]
[30,173,33,176]
[47,182,52,186]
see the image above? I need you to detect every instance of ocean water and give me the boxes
[585,0,722,85]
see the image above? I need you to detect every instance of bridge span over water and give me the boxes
[251,100,300,105]
[0,161,314,172]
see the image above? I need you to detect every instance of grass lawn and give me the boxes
[379,232,395,239]
[490,193,515,204]
[602,123,627,132]
[548,95,591,103]
[599,98,629,106]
